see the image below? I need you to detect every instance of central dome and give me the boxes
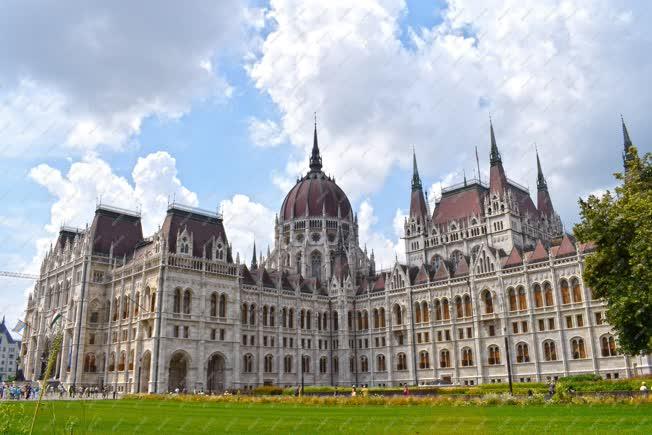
[279,121,352,221]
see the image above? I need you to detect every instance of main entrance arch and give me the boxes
[168,351,190,392]
[206,353,225,393]
[140,351,151,393]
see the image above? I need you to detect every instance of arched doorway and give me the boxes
[207,353,225,393]
[140,351,151,393]
[168,351,189,392]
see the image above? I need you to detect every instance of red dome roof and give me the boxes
[280,172,352,220]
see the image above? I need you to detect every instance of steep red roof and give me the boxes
[453,256,469,277]
[489,163,508,195]
[537,188,555,216]
[161,205,228,259]
[578,241,597,254]
[432,185,485,225]
[90,206,143,258]
[432,262,450,281]
[240,265,257,286]
[503,246,523,268]
[410,189,428,219]
[372,274,385,292]
[511,186,539,218]
[413,264,430,285]
[528,240,548,263]
[555,234,577,257]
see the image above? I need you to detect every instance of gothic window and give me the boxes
[560,279,571,304]
[249,304,256,326]
[319,356,327,374]
[533,284,543,308]
[421,301,429,323]
[216,243,224,261]
[516,343,530,363]
[288,308,294,328]
[284,355,292,373]
[311,251,322,281]
[414,303,421,323]
[434,299,442,321]
[180,236,190,255]
[332,310,339,330]
[488,345,500,365]
[183,290,191,314]
[218,294,226,317]
[373,309,379,329]
[302,355,310,373]
[362,311,368,330]
[296,252,302,275]
[518,286,527,310]
[118,351,126,371]
[571,278,582,303]
[396,352,407,371]
[210,293,217,317]
[281,307,287,327]
[360,355,369,372]
[438,349,448,368]
[243,354,254,373]
[508,288,517,312]
[241,303,248,325]
[393,304,402,325]
[109,352,116,371]
[544,282,554,306]
[263,306,269,326]
[600,335,618,357]
[442,298,450,320]
[264,354,273,373]
[456,296,464,318]
[134,292,140,316]
[269,306,275,327]
[571,337,587,359]
[83,353,96,373]
[543,340,557,361]
[173,288,182,314]
[376,354,386,372]
[483,291,493,314]
[464,295,472,317]
[420,350,431,369]
[379,307,385,327]
[461,347,473,366]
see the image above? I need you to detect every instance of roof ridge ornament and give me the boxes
[309,112,323,173]
[489,115,502,166]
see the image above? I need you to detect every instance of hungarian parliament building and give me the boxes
[20,119,652,393]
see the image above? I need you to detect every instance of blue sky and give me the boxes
[1,0,650,334]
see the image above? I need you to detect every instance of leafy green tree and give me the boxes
[574,146,652,355]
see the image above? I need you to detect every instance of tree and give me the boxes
[574,146,652,355]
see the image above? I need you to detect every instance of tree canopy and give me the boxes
[574,146,652,355]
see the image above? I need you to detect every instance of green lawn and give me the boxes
[6,399,652,434]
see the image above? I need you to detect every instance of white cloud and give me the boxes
[220,194,276,265]
[0,1,248,155]
[248,117,287,147]
[357,199,405,269]
[249,0,652,225]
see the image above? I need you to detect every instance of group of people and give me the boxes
[0,382,39,400]
[0,382,116,400]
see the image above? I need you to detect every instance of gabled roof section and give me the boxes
[55,227,83,251]
[503,246,523,268]
[453,256,469,277]
[555,234,577,258]
[240,265,257,286]
[372,273,386,292]
[161,204,228,259]
[578,241,597,254]
[527,240,548,263]
[280,271,294,291]
[90,205,143,258]
[408,266,420,284]
[432,183,485,225]
[413,263,430,285]
[432,261,450,281]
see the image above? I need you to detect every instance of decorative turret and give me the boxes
[622,115,635,171]
[251,240,258,270]
[488,118,508,195]
[536,148,554,216]
[309,114,322,172]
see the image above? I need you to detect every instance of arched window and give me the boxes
[438,349,449,368]
[488,345,500,365]
[183,290,191,314]
[307,310,312,329]
[319,356,328,374]
[421,301,429,323]
[150,292,156,312]
[108,352,115,371]
[571,338,587,359]
[134,292,140,316]
[284,355,292,373]
[544,282,554,306]
[311,251,322,281]
[414,302,422,323]
[543,340,557,361]
[397,352,407,371]
[173,288,182,313]
[122,297,129,319]
[483,291,493,314]
[269,306,275,327]
[219,294,227,317]
[571,278,582,303]
[249,304,256,326]
[144,287,151,313]
[288,308,294,328]
[210,293,217,317]
[517,286,527,310]
[264,354,273,373]
[533,284,543,308]
[420,350,431,369]
[83,353,96,373]
[508,288,517,311]
[360,355,369,372]
[241,303,248,325]
[263,306,269,326]
[373,309,379,329]
[560,279,571,304]
[243,354,254,373]
[393,304,402,325]
[376,354,386,372]
[464,295,472,317]
[442,298,450,320]
[333,356,339,373]
[301,309,306,329]
[362,310,368,330]
[118,351,126,371]
[516,343,530,363]
[302,356,311,374]
[461,347,473,366]
[600,335,618,357]
[455,296,464,318]
[379,308,385,327]
[332,310,339,330]
[282,307,287,327]
[128,349,134,370]
[434,299,442,321]
[349,356,356,373]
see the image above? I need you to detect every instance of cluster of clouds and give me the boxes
[3,1,652,326]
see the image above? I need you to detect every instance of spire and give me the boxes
[335,225,346,256]
[621,115,634,170]
[309,113,322,172]
[411,148,422,191]
[489,116,502,166]
[251,240,258,269]
[536,145,547,191]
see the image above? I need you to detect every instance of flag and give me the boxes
[12,319,27,334]
[49,312,62,329]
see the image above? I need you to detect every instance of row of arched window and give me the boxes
[46,281,71,310]
[242,305,340,331]
[108,287,157,322]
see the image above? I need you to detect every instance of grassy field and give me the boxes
[5,399,652,434]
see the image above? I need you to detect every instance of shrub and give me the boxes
[253,386,284,396]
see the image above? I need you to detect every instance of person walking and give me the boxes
[640,381,648,398]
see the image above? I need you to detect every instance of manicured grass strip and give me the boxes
[7,400,652,434]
